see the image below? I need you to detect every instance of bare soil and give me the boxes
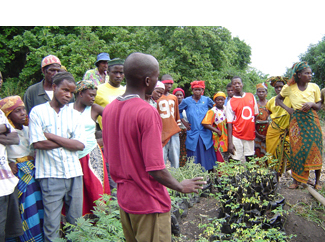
[177,166,325,242]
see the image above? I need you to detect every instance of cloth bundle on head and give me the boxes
[107,58,124,67]
[161,79,174,84]
[288,61,310,86]
[155,81,165,90]
[190,80,205,89]
[256,82,268,90]
[172,88,185,97]
[41,55,61,68]
[266,76,288,87]
[75,80,97,94]
[213,91,226,101]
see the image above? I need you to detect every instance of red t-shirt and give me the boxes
[102,96,171,214]
[226,92,258,140]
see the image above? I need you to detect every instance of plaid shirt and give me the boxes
[29,102,86,179]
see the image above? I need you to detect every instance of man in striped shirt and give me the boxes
[29,72,86,242]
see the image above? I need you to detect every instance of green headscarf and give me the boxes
[75,80,97,94]
[288,61,310,86]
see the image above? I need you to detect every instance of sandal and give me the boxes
[314,184,322,190]
[288,183,299,189]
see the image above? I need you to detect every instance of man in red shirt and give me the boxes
[226,76,258,162]
[102,52,205,242]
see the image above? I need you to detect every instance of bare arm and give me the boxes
[0,132,19,146]
[33,139,61,150]
[148,168,206,194]
[301,101,321,112]
[43,132,84,151]
[181,118,191,130]
[202,123,221,136]
[227,123,235,155]
[275,94,293,115]
[91,103,104,122]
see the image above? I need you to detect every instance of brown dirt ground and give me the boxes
[176,164,325,242]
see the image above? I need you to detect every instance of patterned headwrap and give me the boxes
[0,96,27,128]
[256,82,268,90]
[75,80,98,94]
[190,80,205,89]
[172,88,185,97]
[41,55,61,68]
[161,79,174,84]
[155,81,165,90]
[213,91,226,101]
[287,61,310,86]
[266,76,288,87]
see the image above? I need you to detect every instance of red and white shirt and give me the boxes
[226,92,258,140]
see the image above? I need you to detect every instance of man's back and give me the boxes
[102,96,170,214]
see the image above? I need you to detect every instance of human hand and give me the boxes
[184,122,191,131]
[9,162,18,174]
[228,142,236,155]
[179,177,207,194]
[301,102,314,112]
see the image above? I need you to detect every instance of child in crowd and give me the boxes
[0,96,44,242]
[202,91,228,162]
[224,82,234,105]
[227,76,258,162]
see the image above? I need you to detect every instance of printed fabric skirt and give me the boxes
[6,157,44,242]
[266,121,291,174]
[187,136,217,171]
[79,144,111,218]
[289,109,323,184]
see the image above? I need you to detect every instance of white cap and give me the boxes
[155,81,165,90]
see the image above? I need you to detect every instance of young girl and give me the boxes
[276,62,323,190]
[0,96,44,242]
[202,91,228,162]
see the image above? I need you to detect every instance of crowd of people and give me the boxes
[0,52,323,242]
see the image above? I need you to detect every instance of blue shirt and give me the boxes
[179,95,214,151]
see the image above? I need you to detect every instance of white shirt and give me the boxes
[0,110,19,196]
[29,102,86,179]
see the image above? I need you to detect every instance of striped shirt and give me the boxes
[29,102,86,179]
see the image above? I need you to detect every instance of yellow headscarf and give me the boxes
[213,91,226,101]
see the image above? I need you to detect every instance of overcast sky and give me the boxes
[3,1,325,77]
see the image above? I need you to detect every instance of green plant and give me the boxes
[54,192,125,242]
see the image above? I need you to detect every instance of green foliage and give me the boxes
[197,158,294,241]
[54,192,125,242]
[0,26,264,99]
[299,35,325,88]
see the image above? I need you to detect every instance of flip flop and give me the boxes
[288,183,299,189]
[314,184,322,190]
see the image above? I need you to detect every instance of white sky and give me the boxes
[3,1,325,77]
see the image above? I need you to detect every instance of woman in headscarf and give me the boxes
[179,81,216,171]
[255,82,270,159]
[201,91,228,162]
[0,96,44,242]
[173,87,188,166]
[265,76,291,180]
[276,62,323,190]
[70,80,110,218]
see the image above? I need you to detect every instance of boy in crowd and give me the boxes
[226,76,258,162]
[224,82,234,106]
[156,74,181,168]
[29,72,86,241]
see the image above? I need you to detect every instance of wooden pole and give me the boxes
[307,186,325,207]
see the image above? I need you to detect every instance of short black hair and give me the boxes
[53,72,75,86]
[231,76,242,83]
[161,74,173,81]
[226,82,232,88]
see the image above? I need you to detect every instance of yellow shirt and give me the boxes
[266,96,291,129]
[94,83,126,129]
[280,83,321,110]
